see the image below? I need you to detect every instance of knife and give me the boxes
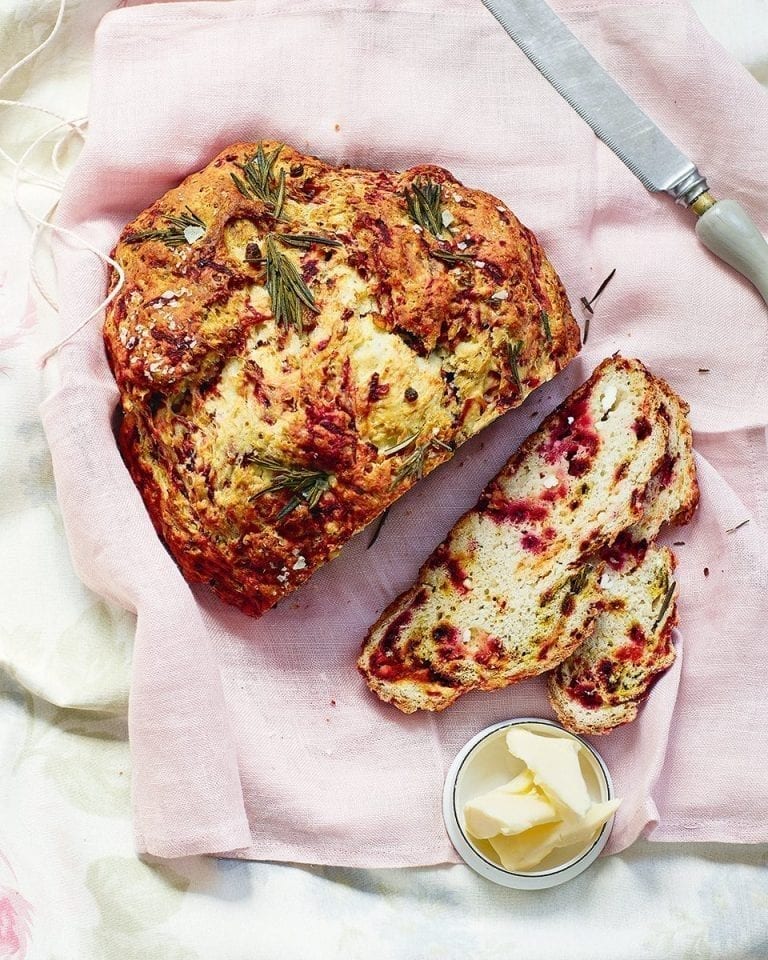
[481,0,768,305]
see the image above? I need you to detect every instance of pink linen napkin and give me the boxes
[41,0,768,864]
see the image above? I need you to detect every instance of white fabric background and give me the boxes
[1,1,767,957]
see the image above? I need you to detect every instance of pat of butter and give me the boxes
[464,783,558,841]
[462,727,622,872]
[506,728,591,817]
[489,799,622,872]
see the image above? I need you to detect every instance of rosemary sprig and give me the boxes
[580,268,617,315]
[124,207,206,248]
[390,437,453,487]
[540,309,552,343]
[430,249,474,265]
[652,578,676,631]
[568,565,593,595]
[250,234,320,333]
[579,268,616,344]
[404,178,444,238]
[277,233,342,249]
[247,454,331,519]
[381,432,419,457]
[507,339,523,391]
[367,507,391,549]
[231,143,287,219]
[726,518,750,534]
[393,445,429,486]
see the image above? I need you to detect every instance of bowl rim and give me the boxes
[443,717,615,885]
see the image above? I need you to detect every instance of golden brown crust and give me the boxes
[104,142,580,616]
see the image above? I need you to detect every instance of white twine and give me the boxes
[0,0,125,364]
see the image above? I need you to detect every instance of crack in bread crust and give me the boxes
[104,142,580,616]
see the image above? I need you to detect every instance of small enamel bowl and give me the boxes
[443,717,616,889]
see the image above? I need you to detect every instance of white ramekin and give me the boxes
[442,717,616,889]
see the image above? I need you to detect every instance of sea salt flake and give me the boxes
[183,225,205,244]
[542,475,558,489]
[457,242,468,250]
[292,556,307,571]
[412,224,423,234]
[441,209,454,228]
[474,260,486,268]
[490,289,509,301]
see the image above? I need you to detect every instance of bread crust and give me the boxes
[104,142,580,616]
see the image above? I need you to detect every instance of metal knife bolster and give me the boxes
[667,167,709,207]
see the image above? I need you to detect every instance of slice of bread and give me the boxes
[547,546,678,734]
[628,378,698,544]
[547,374,697,734]
[358,357,670,713]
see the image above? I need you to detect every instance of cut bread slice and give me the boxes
[627,378,698,544]
[549,374,698,734]
[358,357,670,713]
[547,545,678,735]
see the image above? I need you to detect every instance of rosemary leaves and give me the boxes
[430,249,475,265]
[367,507,391,549]
[231,142,287,219]
[540,309,552,343]
[124,207,206,248]
[579,268,616,344]
[726,519,750,534]
[389,436,453,487]
[248,234,319,334]
[652,578,676,631]
[568,565,593,595]
[404,177,444,238]
[277,233,343,250]
[247,454,331,520]
[507,339,523,391]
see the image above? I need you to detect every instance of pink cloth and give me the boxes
[41,0,768,864]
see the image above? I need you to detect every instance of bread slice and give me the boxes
[547,375,697,734]
[358,357,670,713]
[547,546,678,734]
[628,379,698,543]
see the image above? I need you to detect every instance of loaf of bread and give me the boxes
[358,357,676,713]
[104,142,580,616]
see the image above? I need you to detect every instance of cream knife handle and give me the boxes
[691,195,768,305]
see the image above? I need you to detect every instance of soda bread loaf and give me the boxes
[358,356,683,713]
[104,142,580,616]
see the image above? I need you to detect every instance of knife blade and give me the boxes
[481,0,768,304]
